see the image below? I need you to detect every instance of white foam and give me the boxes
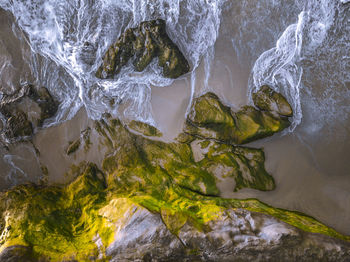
[0,0,224,126]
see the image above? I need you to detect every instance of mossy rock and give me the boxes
[0,93,348,261]
[252,85,293,117]
[98,118,274,195]
[96,19,190,79]
[128,120,162,137]
[0,158,348,261]
[185,91,291,144]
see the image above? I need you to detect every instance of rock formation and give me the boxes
[0,86,349,261]
[0,84,58,143]
[96,19,190,79]
[184,86,291,145]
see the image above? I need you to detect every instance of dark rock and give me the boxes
[66,139,81,155]
[4,110,33,138]
[0,84,58,141]
[96,19,190,79]
[252,85,293,117]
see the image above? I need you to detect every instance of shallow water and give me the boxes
[0,0,350,235]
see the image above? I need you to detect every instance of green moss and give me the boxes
[96,19,190,79]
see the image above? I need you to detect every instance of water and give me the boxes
[0,0,350,234]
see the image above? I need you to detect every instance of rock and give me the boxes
[252,85,293,117]
[4,110,33,138]
[106,203,350,262]
[185,92,291,144]
[128,120,162,137]
[0,246,36,262]
[96,19,190,79]
[27,86,59,126]
[66,139,81,155]
[0,84,58,142]
[99,119,274,194]
[0,100,348,261]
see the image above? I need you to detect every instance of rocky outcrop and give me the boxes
[96,19,190,79]
[0,84,58,142]
[0,88,349,261]
[106,201,350,262]
[0,116,349,261]
[184,87,292,145]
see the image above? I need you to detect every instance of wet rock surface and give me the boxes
[0,90,349,261]
[184,86,292,145]
[252,85,293,117]
[96,19,190,79]
[0,84,58,143]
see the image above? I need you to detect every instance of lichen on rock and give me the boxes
[184,87,292,145]
[96,19,190,79]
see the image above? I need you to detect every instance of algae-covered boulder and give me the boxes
[96,19,190,79]
[253,85,293,117]
[185,89,291,145]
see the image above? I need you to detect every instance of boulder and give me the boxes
[252,85,293,117]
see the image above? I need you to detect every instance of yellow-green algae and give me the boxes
[185,91,291,144]
[0,153,349,261]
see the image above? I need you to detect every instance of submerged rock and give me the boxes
[3,110,33,138]
[185,89,291,145]
[96,19,190,79]
[0,84,58,142]
[65,139,81,155]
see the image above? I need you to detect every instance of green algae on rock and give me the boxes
[96,19,190,79]
[128,120,162,137]
[97,118,274,194]
[185,89,291,145]
[1,93,350,261]
[0,159,349,261]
